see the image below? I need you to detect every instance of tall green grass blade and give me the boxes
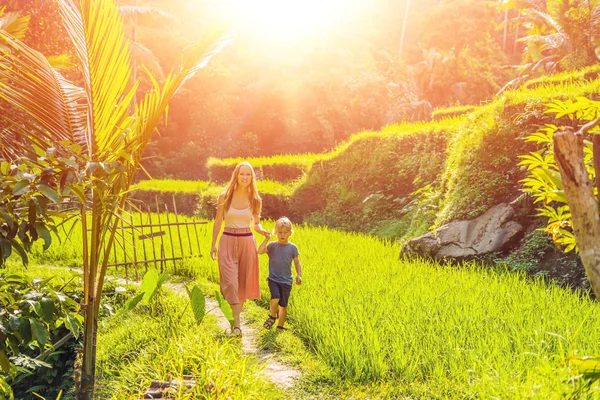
[215,290,234,327]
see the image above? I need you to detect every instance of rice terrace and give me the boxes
[2,0,600,399]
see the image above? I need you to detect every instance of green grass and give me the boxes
[432,104,478,119]
[504,78,600,106]
[28,220,600,397]
[96,278,282,399]
[133,178,298,197]
[133,179,213,193]
[207,153,324,168]
[520,64,600,90]
[206,115,465,173]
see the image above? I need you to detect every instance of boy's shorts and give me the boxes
[267,279,292,307]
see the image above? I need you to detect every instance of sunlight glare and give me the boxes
[222,0,359,42]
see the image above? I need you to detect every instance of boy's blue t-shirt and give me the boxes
[266,242,299,286]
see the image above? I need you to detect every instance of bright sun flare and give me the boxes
[222,0,359,41]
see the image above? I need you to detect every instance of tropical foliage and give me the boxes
[0,272,82,399]
[0,0,230,397]
[520,97,600,252]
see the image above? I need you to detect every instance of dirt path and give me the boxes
[159,282,301,390]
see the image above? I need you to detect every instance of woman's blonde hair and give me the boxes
[221,162,262,217]
[273,217,294,234]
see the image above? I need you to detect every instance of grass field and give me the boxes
[133,178,297,196]
[24,217,600,398]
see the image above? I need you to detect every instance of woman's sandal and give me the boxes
[263,314,277,329]
[276,326,287,332]
[231,326,242,337]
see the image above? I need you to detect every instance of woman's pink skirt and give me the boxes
[218,227,260,304]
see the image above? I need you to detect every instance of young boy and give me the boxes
[258,217,302,332]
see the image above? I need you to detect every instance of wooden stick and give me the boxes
[192,220,202,257]
[164,203,177,273]
[156,197,167,273]
[120,212,128,282]
[172,196,185,264]
[130,207,139,281]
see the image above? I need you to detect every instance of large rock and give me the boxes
[401,203,524,259]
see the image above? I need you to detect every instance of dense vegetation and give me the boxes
[8,0,584,179]
[132,65,600,243]
[20,219,600,398]
[4,0,600,398]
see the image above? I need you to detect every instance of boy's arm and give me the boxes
[293,256,302,285]
[257,234,271,254]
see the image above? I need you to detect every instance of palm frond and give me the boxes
[58,0,135,156]
[131,41,164,79]
[119,5,179,26]
[0,11,30,40]
[525,8,565,35]
[123,28,234,169]
[519,32,566,51]
[48,54,77,71]
[0,30,87,153]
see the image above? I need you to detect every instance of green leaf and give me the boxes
[8,315,21,331]
[189,286,205,325]
[39,297,54,322]
[0,374,14,400]
[117,292,145,316]
[29,318,48,347]
[67,184,86,203]
[7,239,28,266]
[215,290,234,327]
[0,162,10,176]
[12,180,29,195]
[0,210,14,231]
[64,314,82,338]
[140,269,168,304]
[0,350,11,373]
[34,223,52,251]
[140,269,159,305]
[37,184,60,204]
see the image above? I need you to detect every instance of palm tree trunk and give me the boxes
[399,0,411,56]
[503,9,508,51]
[78,192,102,399]
[513,11,520,55]
[79,305,97,400]
[554,128,600,298]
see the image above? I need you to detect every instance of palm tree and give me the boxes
[514,0,600,71]
[399,0,411,56]
[0,0,231,397]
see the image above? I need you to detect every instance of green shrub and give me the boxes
[294,122,452,236]
[132,179,299,220]
[207,155,316,183]
[432,104,477,120]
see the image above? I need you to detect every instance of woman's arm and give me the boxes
[252,198,270,237]
[211,193,225,260]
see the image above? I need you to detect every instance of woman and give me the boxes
[210,161,270,336]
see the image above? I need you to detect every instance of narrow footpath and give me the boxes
[166,282,302,390]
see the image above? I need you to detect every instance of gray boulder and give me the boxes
[401,203,524,259]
